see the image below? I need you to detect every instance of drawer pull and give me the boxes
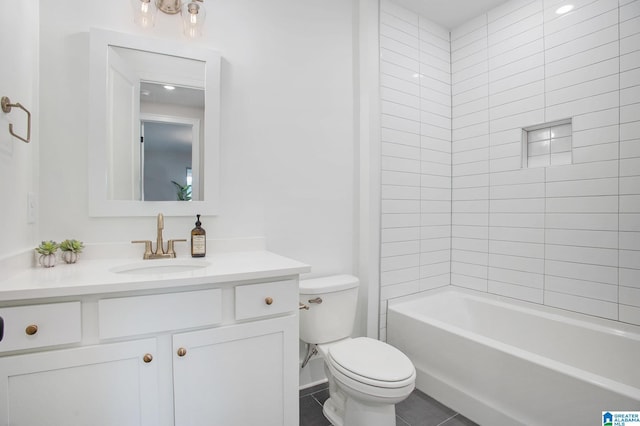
[25,324,38,336]
[177,347,187,357]
[143,353,153,363]
[299,302,309,310]
[265,297,274,306]
[309,297,323,304]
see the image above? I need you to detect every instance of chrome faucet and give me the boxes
[133,213,186,259]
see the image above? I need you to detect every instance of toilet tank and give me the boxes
[299,275,359,344]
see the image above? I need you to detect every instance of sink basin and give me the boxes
[111,259,211,275]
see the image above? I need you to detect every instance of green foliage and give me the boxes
[59,239,84,253]
[171,181,192,201]
[36,240,59,255]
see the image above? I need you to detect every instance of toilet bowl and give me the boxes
[319,337,416,426]
[299,275,416,426]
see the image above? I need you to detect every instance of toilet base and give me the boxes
[322,395,397,426]
[322,397,344,426]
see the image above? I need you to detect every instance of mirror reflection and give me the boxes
[106,46,205,202]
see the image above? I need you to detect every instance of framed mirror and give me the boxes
[88,28,220,216]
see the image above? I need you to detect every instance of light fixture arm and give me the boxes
[156,0,181,14]
[156,0,203,15]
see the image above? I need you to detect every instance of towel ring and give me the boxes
[1,96,31,143]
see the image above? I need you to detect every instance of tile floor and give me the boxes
[300,382,478,426]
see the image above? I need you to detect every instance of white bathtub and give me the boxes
[387,288,640,426]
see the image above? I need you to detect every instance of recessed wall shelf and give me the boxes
[522,118,572,168]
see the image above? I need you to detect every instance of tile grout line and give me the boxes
[616,0,621,323]
[311,393,325,407]
[437,413,462,426]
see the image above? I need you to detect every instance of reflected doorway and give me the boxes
[140,115,200,201]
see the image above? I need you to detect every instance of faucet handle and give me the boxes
[167,239,187,257]
[132,240,153,259]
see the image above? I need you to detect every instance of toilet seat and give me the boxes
[327,337,415,389]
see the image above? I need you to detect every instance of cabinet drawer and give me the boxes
[99,289,222,339]
[0,302,81,353]
[235,280,298,321]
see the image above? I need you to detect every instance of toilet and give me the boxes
[299,275,416,426]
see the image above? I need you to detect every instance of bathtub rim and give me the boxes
[388,286,640,340]
[387,286,640,402]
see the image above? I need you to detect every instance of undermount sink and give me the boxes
[111,259,211,275]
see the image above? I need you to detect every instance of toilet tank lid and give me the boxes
[299,274,359,294]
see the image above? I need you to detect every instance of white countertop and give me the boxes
[0,251,311,302]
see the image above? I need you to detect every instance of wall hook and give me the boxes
[1,96,31,143]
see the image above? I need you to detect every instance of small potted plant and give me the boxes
[171,180,192,201]
[36,240,59,268]
[59,239,84,264]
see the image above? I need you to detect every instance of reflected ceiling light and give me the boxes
[163,85,176,90]
[131,0,206,38]
[555,4,574,14]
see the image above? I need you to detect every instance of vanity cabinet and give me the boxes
[173,315,297,426]
[0,338,160,426]
[0,276,301,426]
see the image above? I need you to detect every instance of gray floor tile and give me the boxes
[441,413,478,426]
[311,388,330,406]
[395,389,457,426]
[396,415,411,426]
[300,395,331,426]
[299,384,477,426]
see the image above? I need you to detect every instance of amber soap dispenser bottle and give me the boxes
[191,214,206,257]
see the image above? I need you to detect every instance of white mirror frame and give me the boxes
[88,28,220,217]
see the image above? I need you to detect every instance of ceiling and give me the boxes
[390,0,510,30]
[140,82,204,109]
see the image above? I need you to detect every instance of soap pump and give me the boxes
[191,214,206,257]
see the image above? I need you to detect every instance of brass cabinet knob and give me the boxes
[265,297,273,305]
[177,347,187,357]
[25,324,38,336]
[143,353,153,363]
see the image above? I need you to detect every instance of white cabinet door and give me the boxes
[0,338,160,426]
[173,315,298,426]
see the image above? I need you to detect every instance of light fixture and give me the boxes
[182,1,206,39]
[555,4,574,14]
[131,0,206,38]
[131,0,157,28]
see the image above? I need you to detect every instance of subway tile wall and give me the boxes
[379,0,452,339]
[619,0,640,325]
[451,0,640,325]
[380,0,640,333]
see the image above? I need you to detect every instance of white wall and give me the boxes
[450,0,640,325]
[0,1,39,260]
[37,0,356,277]
[378,0,452,338]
